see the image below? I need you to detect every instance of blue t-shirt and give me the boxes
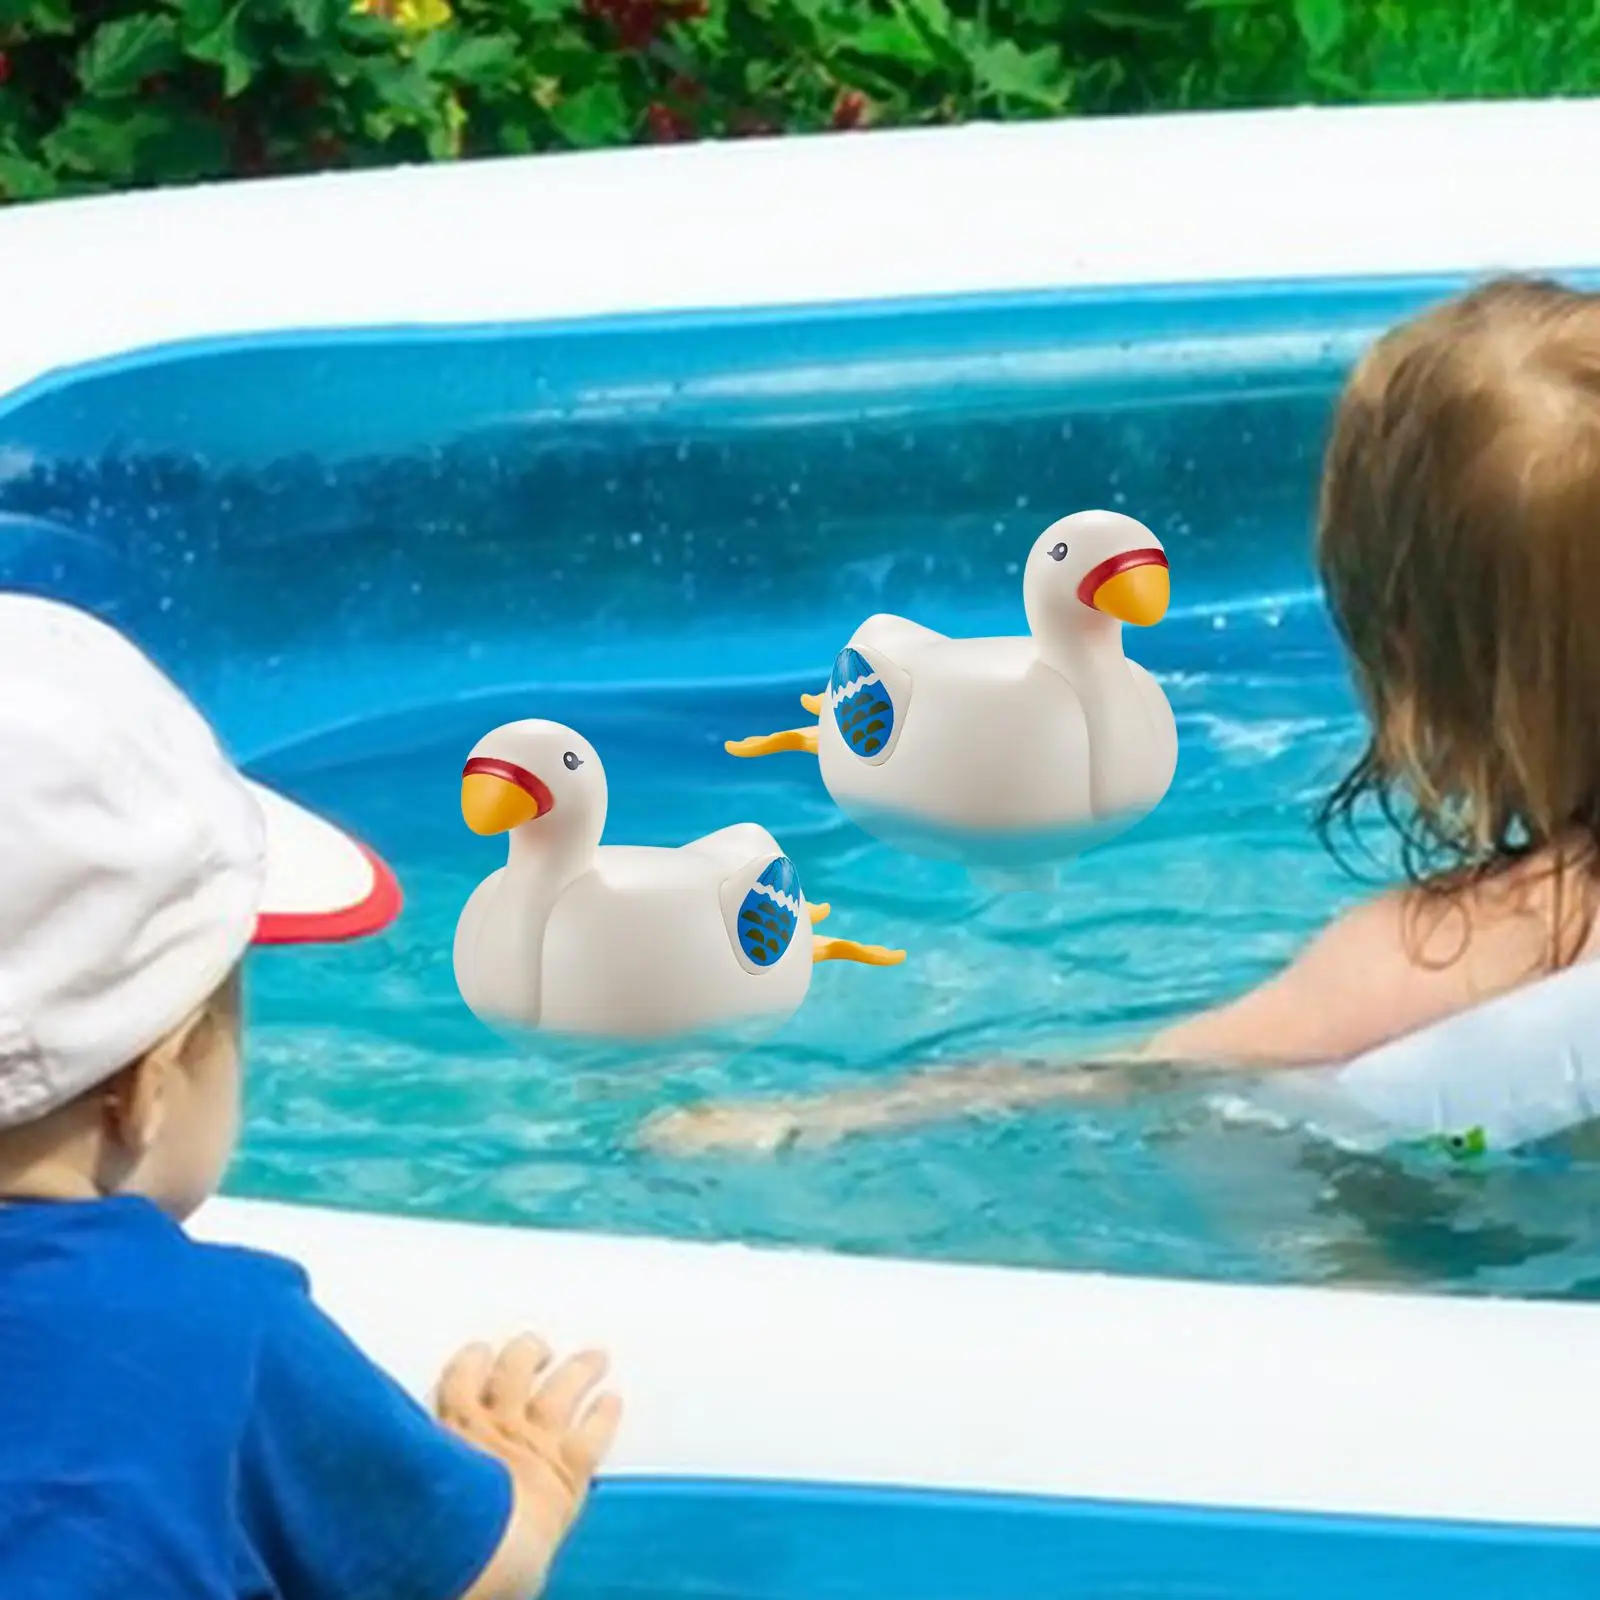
[0,1195,513,1600]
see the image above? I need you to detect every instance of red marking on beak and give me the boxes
[1076,547,1169,608]
[462,757,555,816]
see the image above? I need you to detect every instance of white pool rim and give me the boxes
[5,99,1600,1540]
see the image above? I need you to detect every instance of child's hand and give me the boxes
[436,1336,621,1560]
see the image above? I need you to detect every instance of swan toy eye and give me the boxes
[563,751,584,770]
[1049,542,1069,562]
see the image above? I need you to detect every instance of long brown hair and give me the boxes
[1315,276,1600,967]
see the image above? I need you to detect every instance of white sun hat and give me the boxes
[0,592,400,1129]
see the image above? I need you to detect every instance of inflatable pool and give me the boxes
[5,97,1600,1595]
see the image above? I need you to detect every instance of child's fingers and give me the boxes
[562,1390,623,1480]
[436,1341,494,1420]
[484,1333,552,1423]
[528,1349,609,1430]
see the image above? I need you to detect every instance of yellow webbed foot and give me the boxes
[725,726,819,758]
[808,902,831,925]
[799,691,825,715]
[813,937,906,967]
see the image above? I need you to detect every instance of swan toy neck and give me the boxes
[499,809,605,932]
[474,812,603,1023]
[505,819,595,891]
[1033,607,1128,688]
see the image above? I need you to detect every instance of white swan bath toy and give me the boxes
[452,719,904,1038]
[727,510,1179,876]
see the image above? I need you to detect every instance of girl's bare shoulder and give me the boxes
[1151,848,1595,1069]
[1403,843,1600,972]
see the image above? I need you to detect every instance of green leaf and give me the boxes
[434,33,523,88]
[546,79,628,146]
[343,11,403,47]
[515,0,575,17]
[970,39,1071,108]
[275,37,366,84]
[899,0,954,43]
[0,0,74,34]
[287,0,343,36]
[837,15,938,70]
[898,0,966,73]
[78,15,182,98]
[42,103,229,185]
[494,122,531,155]
[0,152,58,201]
[175,0,230,36]
[1293,0,1345,56]
[1307,64,1360,95]
[43,106,148,176]
[366,58,444,119]
[743,58,780,95]
[186,6,261,98]
[1086,7,1184,31]
[524,43,606,81]
[412,28,452,72]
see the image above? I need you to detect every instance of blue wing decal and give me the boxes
[829,646,895,760]
[735,855,803,968]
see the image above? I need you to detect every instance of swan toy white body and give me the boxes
[728,511,1179,871]
[452,720,903,1039]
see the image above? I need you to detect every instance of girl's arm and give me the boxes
[641,883,1546,1155]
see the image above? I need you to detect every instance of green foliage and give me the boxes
[3,0,1600,203]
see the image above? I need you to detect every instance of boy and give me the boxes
[0,593,620,1599]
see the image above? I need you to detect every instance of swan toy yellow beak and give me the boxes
[1078,548,1170,627]
[460,757,553,836]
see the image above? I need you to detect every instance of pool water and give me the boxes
[232,607,1600,1299]
[4,278,1599,1299]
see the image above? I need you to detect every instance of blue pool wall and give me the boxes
[0,269,1563,771]
[556,1478,1600,1599]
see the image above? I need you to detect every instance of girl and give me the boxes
[646,276,1600,1155]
